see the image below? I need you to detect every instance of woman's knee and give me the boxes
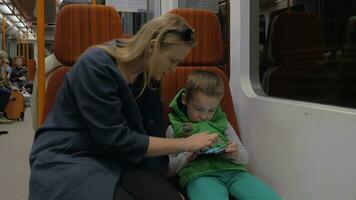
[120,168,183,200]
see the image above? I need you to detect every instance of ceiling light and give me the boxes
[8,15,19,22]
[16,22,25,28]
[0,5,12,14]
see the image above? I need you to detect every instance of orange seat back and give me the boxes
[27,59,36,81]
[169,9,224,66]
[162,67,240,138]
[267,12,324,66]
[42,4,123,123]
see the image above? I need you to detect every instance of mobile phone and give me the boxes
[200,146,226,155]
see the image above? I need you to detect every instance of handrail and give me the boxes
[287,0,290,11]
[2,16,5,51]
[26,32,29,63]
[17,29,19,55]
[22,33,25,58]
[37,0,45,127]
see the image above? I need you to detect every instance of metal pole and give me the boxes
[2,16,5,51]
[37,0,45,126]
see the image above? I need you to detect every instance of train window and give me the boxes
[257,0,356,109]
[178,0,220,12]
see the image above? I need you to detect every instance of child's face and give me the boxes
[182,92,222,122]
[15,58,23,67]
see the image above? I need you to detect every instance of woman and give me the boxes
[29,13,218,200]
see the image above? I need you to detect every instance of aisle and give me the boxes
[0,108,34,200]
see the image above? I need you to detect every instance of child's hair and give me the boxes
[13,56,25,66]
[184,70,224,101]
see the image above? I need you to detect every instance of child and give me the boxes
[166,70,281,200]
[10,56,28,89]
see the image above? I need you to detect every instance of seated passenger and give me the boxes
[166,70,282,200]
[10,56,28,90]
[0,50,13,124]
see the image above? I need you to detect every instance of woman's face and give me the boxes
[150,44,192,80]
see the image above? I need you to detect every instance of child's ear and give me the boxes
[181,92,188,105]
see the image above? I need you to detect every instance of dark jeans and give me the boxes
[0,88,11,112]
[114,168,183,200]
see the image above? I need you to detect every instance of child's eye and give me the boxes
[208,110,215,113]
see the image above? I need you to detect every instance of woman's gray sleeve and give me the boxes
[225,122,249,165]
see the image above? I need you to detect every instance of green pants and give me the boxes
[186,171,282,200]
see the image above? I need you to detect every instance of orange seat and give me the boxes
[266,12,324,67]
[164,9,237,137]
[42,4,123,123]
[162,67,240,138]
[27,59,36,81]
[169,9,224,67]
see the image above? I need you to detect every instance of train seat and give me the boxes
[266,12,324,67]
[262,12,336,103]
[169,9,226,72]
[343,16,356,60]
[162,66,240,138]
[27,59,36,82]
[162,66,239,200]
[42,4,123,123]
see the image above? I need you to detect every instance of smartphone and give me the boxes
[200,146,226,155]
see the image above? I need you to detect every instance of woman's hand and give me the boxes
[223,141,239,160]
[183,132,218,152]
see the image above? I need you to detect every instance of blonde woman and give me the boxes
[29,14,218,200]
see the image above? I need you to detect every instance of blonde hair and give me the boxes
[0,50,8,61]
[96,13,195,98]
[184,70,224,101]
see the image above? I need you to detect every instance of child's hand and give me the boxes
[223,141,239,160]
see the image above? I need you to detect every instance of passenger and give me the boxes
[0,50,13,124]
[10,56,28,90]
[29,14,218,200]
[166,70,282,200]
[4,58,12,79]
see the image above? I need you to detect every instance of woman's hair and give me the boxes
[184,70,224,102]
[96,13,195,97]
[0,50,8,61]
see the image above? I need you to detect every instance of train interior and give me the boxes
[0,0,356,199]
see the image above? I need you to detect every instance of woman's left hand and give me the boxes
[223,141,239,160]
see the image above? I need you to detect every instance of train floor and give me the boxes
[0,108,33,200]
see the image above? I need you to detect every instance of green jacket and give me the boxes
[168,89,245,188]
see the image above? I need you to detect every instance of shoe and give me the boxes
[0,116,13,124]
[0,131,9,135]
